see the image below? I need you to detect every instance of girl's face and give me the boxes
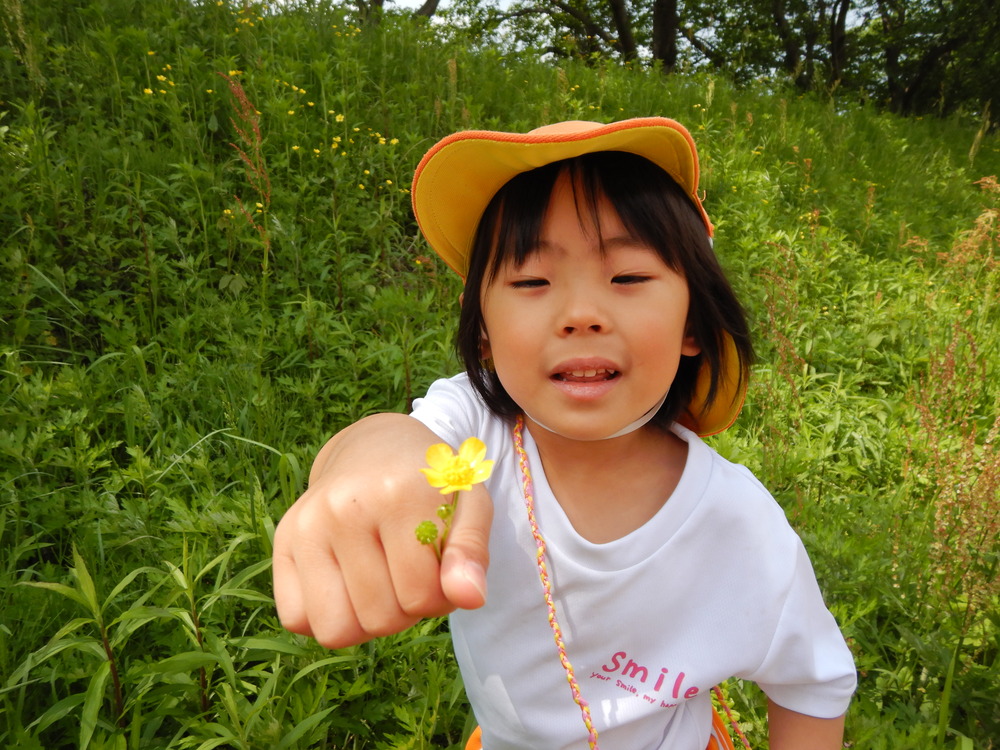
[480,173,700,442]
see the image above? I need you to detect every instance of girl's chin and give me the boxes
[525,415,648,443]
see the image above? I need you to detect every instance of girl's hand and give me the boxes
[272,413,493,649]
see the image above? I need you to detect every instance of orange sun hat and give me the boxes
[410,117,745,436]
[411,117,712,277]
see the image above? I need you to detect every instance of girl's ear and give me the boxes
[681,331,701,357]
[480,331,492,360]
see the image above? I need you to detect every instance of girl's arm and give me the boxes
[272,413,492,649]
[767,699,845,750]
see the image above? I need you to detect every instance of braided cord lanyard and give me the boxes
[712,686,753,749]
[512,416,600,749]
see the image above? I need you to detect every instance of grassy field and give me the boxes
[1,0,998,747]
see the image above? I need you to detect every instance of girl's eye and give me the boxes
[510,278,549,289]
[612,274,651,285]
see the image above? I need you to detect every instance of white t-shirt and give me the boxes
[411,374,856,750]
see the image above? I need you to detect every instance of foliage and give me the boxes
[432,0,999,118]
[1,0,999,747]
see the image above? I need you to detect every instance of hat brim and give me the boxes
[678,332,747,437]
[411,117,712,277]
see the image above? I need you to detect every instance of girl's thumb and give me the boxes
[439,486,492,609]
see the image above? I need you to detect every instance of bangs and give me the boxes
[478,152,699,285]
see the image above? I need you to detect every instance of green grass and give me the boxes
[2,0,999,747]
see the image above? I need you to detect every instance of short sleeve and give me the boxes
[742,539,857,718]
[409,373,487,448]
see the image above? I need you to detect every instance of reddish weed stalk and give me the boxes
[909,328,1000,628]
[219,72,272,271]
[942,176,998,274]
[755,241,807,501]
[908,175,998,275]
[901,178,999,634]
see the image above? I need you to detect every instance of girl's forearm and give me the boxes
[767,699,845,750]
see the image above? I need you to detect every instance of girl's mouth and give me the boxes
[553,368,620,382]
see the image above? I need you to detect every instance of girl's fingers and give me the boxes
[297,550,368,649]
[274,497,369,648]
[271,507,311,635]
[382,511,452,619]
[332,517,421,640]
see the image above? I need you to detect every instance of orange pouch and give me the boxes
[464,706,741,750]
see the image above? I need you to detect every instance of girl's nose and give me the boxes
[563,321,603,334]
[559,288,608,335]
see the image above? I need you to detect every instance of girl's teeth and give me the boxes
[568,368,613,378]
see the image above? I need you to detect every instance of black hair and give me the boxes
[456,151,753,430]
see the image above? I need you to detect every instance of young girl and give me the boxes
[273,118,857,750]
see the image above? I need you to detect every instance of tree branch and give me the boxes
[608,0,638,61]
[413,0,441,18]
[681,25,727,68]
[548,0,617,47]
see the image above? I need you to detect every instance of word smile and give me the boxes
[589,650,702,709]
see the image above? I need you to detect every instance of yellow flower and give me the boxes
[420,438,494,494]
[335,114,345,122]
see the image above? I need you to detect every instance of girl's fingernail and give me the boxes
[464,560,487,602]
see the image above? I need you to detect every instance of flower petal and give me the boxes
[419,467,447,488]
[425,442,456,470]
[471,460,495,483]
[458,436,487,466]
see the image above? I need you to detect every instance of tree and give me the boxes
[425,0,996,118]
[863,0,998,114]
[438,0,675,67]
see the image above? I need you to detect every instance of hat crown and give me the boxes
[412,117,711,278]
[528,120,603,136]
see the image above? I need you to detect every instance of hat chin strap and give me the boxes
[522,389,669,441]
